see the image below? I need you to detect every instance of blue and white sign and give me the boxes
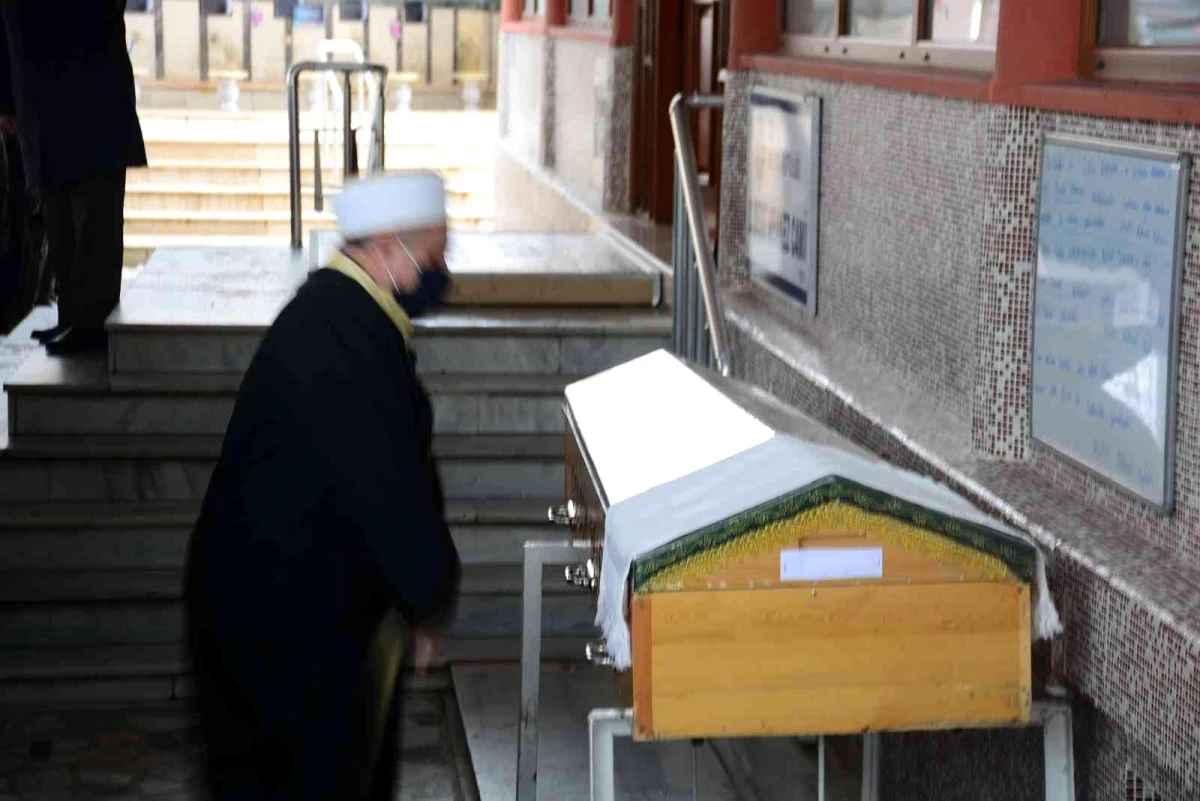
[1032,135,1190,512]
[746,88,821,315]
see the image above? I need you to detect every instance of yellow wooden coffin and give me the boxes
[562,350,1039,743]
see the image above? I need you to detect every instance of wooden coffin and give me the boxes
[562,350,1036,742]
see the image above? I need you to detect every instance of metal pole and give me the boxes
[285,17,294,74]
[1033,699,1077,801]
[668,93,731,376]
[343,71,354,176]
[363,0,371,61]
[672,169,685,357]
[325,0,335,38]
[154,0,165,80]
[516,540,592,801]
[861,733,881,801]
[818,736,826,801]
[425,8,433,85]
[243,0,253,80]
[288,65,304,250]
[451,8,459,80]
[588,709,633,801]
[198,1,210,83]
[375,74,387,171]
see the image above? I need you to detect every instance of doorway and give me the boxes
[630,0,727,240]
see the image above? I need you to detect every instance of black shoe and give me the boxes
[31,323,69,343]
[45,327,107,356]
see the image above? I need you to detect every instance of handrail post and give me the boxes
[669,93,732,376]
[343,71,355,177]
[286,61,390,251]
[288,64,304,250]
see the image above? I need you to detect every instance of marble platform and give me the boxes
[111,232,664,329]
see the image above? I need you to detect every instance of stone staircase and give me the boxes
[0,235,670,705]
[124,109,496,264]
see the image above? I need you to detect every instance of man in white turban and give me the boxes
[185,171,462,800]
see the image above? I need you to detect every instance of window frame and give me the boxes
[780,0,998,72]
[1084,0,1200,83]
[567,0,614,23]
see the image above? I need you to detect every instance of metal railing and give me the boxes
[668,93,731,377]
[287,61,389,250]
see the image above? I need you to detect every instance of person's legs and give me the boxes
[46,168,125,354]
[33,182,74,342]
[370,685,403,801]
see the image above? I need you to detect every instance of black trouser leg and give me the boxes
[38,182,75,330]
[370,686,404,801]
[68,168,126,331]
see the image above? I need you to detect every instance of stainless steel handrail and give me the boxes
[668,92,731,376]
[287,61,389,250]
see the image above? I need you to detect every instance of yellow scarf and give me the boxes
[326,250,415,342]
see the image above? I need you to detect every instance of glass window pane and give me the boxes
[1100,0,1200,47]
[927,0,1002,45]
[784,0,837,36]
[849,0,915,40]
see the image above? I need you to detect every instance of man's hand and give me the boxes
[412,625,446,676]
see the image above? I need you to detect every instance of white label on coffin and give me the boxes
[780,548,884,581]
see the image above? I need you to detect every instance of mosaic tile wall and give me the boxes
[498,35,633,215]
[718,70,1200,799]
[604,46,633,214]
[718,71,988,425]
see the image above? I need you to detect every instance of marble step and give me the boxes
[127,159,489,188]
[123,207,492,237]
[0,563,579,603]
[143,140,494,168]
[124,181,488,213]
[0,641,588,706]
[0,434,565,503]
[0,642,585,686]
[0,524,562,573]
[0,594,597,648]
[0,496,553,531]
[7,357,579,436]
[109,308,673,376]
[139,111,499,146]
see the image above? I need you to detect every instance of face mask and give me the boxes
[386,240,452,318]
[396,268,451,318]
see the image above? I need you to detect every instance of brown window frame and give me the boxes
[780,0,997,71]
[1083,0,1200,83]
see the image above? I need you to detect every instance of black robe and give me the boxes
[185,268,462,801]
[0,1,146,189]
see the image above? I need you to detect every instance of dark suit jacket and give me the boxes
[0,1,146,188]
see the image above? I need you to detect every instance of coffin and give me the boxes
[561,350,1039,742]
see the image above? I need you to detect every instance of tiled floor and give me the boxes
[0,691,467,800]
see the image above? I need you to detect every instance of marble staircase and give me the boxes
[125,109,497,262]
[0,233,671,704]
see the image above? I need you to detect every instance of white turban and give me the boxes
[333,170,446,240]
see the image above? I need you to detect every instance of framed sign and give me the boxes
[1031,135,1190,512]
[745,87,822,315]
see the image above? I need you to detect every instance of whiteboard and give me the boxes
[1031,135,1190,512]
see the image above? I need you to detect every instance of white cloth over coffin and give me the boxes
[566,350,1061,672]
